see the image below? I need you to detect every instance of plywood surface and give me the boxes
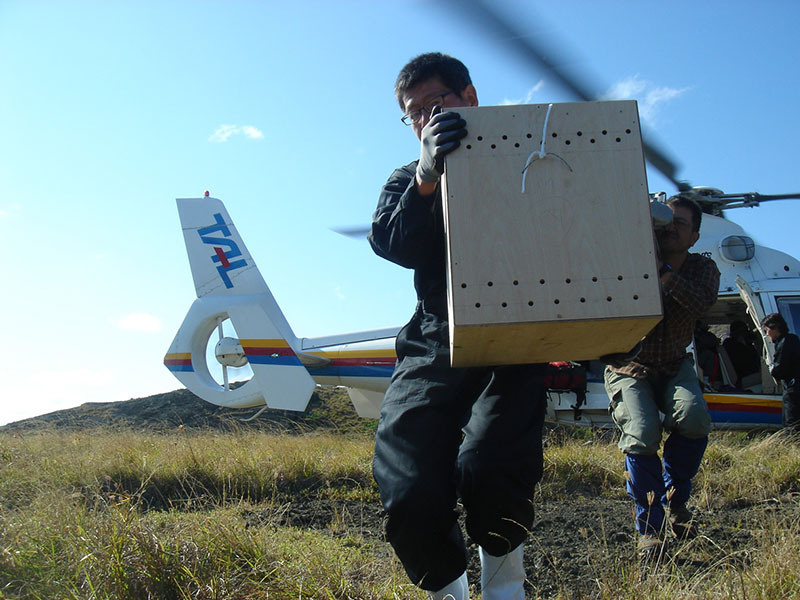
[441,101,662,366]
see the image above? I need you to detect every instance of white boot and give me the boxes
[479,544,525,600]
[427,571,469,600]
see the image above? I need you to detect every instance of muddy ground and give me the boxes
[244,492,800,599]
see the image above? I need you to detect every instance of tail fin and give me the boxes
[164,196,315,411]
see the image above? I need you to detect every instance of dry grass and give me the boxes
[0,428,799,599]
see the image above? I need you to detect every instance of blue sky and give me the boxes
[1,0,798,425]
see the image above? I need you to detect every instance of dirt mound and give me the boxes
[0,386,373,434]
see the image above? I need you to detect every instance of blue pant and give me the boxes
[373,306,546,590]
[605,358,710,535]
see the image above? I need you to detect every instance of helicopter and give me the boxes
[164,186,800,428]
[164,0,800,429]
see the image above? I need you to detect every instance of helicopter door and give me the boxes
[736,276,777,393]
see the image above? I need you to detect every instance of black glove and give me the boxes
[416,106,468,184]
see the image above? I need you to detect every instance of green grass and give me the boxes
[1,428,799,598]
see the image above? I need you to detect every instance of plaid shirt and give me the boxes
[611,252,720,378]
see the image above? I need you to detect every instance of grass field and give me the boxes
[1,427,799,599]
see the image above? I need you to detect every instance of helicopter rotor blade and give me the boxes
[439,0,685,190]
[331,225,370,239]
[705,192,800,210]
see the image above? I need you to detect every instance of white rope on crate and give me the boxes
[521,103,573,193]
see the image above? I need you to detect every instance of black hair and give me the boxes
[761,312,789,336]
[394,52,472,110]
[666,193,703,232]
[730,320,748,334]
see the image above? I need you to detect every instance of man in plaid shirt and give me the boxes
[604,193,720,556]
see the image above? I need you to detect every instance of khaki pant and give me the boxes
[604,357,711,455]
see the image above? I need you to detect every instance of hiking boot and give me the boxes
[637,533,666,563]
[667,504,698,540]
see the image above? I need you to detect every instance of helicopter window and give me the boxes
[720,236,755,262]
[776,297,800,334]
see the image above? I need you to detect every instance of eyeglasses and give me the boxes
[401,92,454,126]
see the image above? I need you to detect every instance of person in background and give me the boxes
[369,52,547,600]
[604,193,720,558]
[694,321,721,388]
[761,312,800,430]
[722,320,761,389]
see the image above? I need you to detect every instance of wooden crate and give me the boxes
[441,101,662,367]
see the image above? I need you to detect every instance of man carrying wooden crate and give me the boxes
[604,194,720,558]
[369,52,547,600]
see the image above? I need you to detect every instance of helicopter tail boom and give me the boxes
[164,196,316,411]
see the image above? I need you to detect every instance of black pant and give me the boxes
[372,307,546,591]
[783,390,800,429]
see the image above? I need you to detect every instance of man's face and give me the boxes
[765,325,782,342]
[401,76,478,140]
[657,204,699,256]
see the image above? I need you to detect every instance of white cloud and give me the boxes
[500,80,546,105]
[0,204,21,220]
[209,124,264,142]
[602,75,690,125]
[116,313,162,332]
[240,125,264,140]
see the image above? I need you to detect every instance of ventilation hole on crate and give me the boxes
[602,130,608,135]
[577,131,583,136]
[477,135,483,141]
[502,134,508,140]
[554,298,560,304]
[513,280,519,286]
[528,300,534,306]
[475,302,481,308]
[526,133,532,138]
[501,302,508,308]
[565,278,571,284]
[592,276,598,282]
[616,137,621,143]
[539,279,546,284]
[491,144,496,149]
[466,144,472,150]
[461,283,467,288]
[580,297,586,303]
[565,140,571,145]
[606,296,613,302]
[633,294,639,300]
[590,138,596,143]
[785,265,791,271]
[514,142,520,148]
[643,273,650,279]
[626,128,631,134]
[551,132,557,138]
[487,281,493,287]
[617,275,623,280]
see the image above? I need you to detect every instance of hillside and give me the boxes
[0,386,376,434]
